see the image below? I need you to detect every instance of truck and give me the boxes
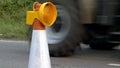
[32,0,120,56]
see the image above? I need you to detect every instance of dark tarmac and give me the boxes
[0,40,120,68]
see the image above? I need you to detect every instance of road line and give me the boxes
[108,63,120,67]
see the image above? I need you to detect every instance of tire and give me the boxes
[89,38,118,50]
[32,0,84,56]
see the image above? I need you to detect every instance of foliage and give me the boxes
[0,0,34,40]
[0,0,33,23]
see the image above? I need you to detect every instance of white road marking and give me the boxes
[108,63,120,67]
[0,40,28,43]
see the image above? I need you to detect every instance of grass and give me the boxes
[0,0,33,40]
[0,18,28,40]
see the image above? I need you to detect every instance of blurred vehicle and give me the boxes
[31,0,120,56]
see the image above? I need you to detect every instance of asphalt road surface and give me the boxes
[0,40,120,68]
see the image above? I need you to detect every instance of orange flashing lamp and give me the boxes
[26,2,57,26]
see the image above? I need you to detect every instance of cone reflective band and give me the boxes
[26,2,57,26]
[28,19,51,68]
[26,2,57,68]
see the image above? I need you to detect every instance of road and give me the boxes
[0,40,120,68]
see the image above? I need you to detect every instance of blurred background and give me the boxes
[0,1,120,68]
[0,0,34,40]
[0,0,120,56]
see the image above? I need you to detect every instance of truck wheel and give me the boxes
[89,38,118,50]
[33,0,84,56]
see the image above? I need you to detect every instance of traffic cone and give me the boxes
[28,19,51,68]
[26,2,57,68]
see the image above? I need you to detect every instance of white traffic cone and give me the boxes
[27,2,57,68]
[28,19,51,68]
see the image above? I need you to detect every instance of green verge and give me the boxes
[0,0,34,40]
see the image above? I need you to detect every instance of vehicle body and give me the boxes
[33,0,120,56]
